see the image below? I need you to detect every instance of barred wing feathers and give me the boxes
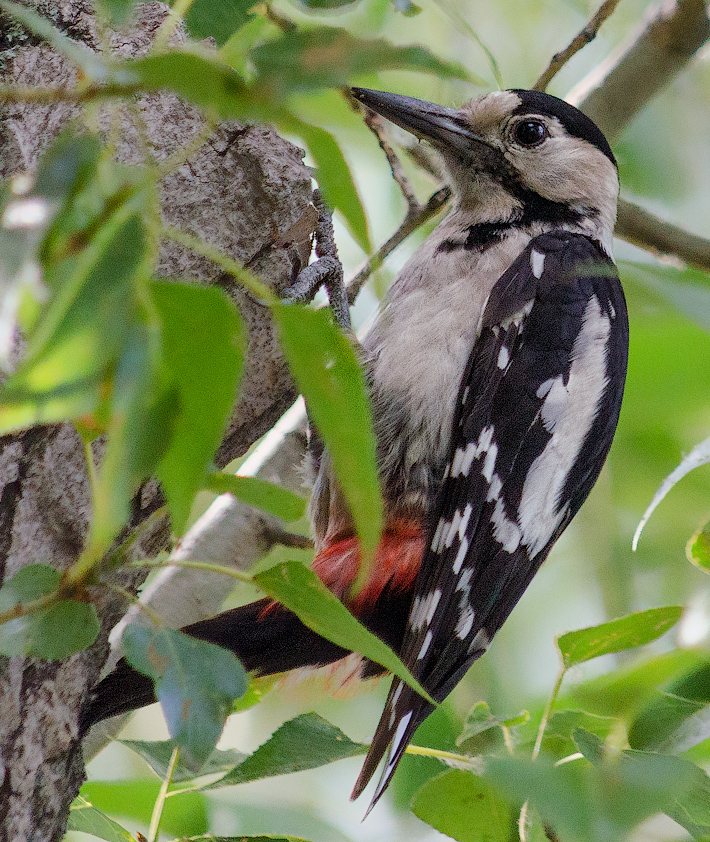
[352,231,629,811]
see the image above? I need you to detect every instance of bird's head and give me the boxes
[352,87,618,249]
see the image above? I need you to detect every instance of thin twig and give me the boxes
[534,0,622,91]
[362,110,420,214]
[148,745,180,842]
[346,186,452,304]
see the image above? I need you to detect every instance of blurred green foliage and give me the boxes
[0,0,708,840]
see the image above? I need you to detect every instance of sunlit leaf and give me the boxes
[152,281,245,535]
[123,624,248,769]
[127,51,252,118]
[250,26,473,96]
[688,520,710,573]
[556,606,683,669]
[632,434,710,551]
[183,0,256,45]
[120,739,246,782]
[411,770,512,842]
[272,303,383,565]
[0,198,147,435]
[253,562,434,703]
[0,564,99,659]
[67,796,137,842]
[456,701,528,755]
[206,472,307,522]
[281,115,371,253]
[208,712,367,788]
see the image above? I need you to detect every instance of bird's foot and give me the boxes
[282,189,351,331]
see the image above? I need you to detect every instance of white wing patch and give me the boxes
[530,249,546,279]
[518,296,611,555]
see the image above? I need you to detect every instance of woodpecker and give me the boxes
[84,88,628,814]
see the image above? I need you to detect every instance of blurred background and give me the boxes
[77,0,710,839]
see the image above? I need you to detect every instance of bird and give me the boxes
[83,87,629,815]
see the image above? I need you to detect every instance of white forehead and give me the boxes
[457,90,522,133]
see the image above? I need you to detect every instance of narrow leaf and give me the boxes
[128,51,252,118]
[67,796,137,842]
[120,739,245,782]
[152,281,245,534]
[209,712,367,788]
[272,303,383,564]
[250,27,473,96]
[254,562,434,704]
[206,473,307,522]
[411,770,512,842]
[282,116,371,253]
[556,606,683,669]
[123,624,248,769]
[183,0,255,45]
[633,435,710,551]
[688,520,710,573]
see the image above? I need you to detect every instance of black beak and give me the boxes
[351,87,481,153]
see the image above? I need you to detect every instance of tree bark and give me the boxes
[0,3,313,839]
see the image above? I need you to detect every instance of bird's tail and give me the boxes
[82,598,350,732]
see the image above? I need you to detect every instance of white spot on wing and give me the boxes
[497,345,510,369]
[530,249,545,279]
[518,297,611,555]
[389,682,403,727]
[418,629,433,659]
[456,606,475,639]
[452,535,469,574]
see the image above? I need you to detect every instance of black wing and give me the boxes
[352,231,629,811]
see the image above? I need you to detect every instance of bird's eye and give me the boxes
[513,120,548,147]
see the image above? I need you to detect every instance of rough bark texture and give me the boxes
[0,3,313,840]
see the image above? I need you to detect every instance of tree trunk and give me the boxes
[0,3,312,839]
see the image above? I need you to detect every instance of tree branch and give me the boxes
[533,0,622,92]
[570,0,710,143]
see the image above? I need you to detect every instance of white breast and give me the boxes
[364,216,532,495]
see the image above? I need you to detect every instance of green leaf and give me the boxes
[688,520,710,572]
[456,701,528,756]
[0,197,147,435]
[209,712,367,788]
[250,27,473,96]
[411,769,512,842]
[127,51,252,118]
[183,0,256,46]
[80,779,208,837]
[253,562,434,704]
[281,115,370,253]
[556,606,683,669]
[206,473,307,522]
[272,303,382,564]
[300,0,359,8]
[0,564,99,659]
[487,752,698,842]
[123,624,248,769]
[67,796,137,842]
[628,659,710,752]
[152,282,245,535]
[576,729,710,840]
[540,709,617,762]
[120,739,246,782]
